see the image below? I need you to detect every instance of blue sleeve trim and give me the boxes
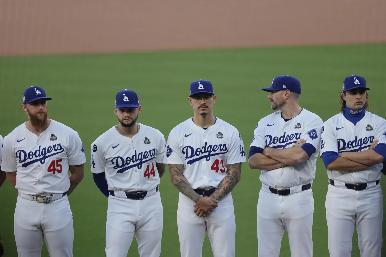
[321,151,339,168]
[93,173,109,197]
[374,143,386,160]
[248,146,263,158]
[301,143,316,157]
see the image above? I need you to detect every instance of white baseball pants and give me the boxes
[257,187,314,257]
[326,184,383,257]
[14,195,73,257]
[105,192,163,257]
[177,193,236,257]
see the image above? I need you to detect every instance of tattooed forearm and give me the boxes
[211,163,241,201]
[168,164,201,202]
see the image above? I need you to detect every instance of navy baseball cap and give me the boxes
[115,89,140,108]
[189,80,214,96]
[342,75,370,92]
[262,75,301,95]
[23,85,52,104]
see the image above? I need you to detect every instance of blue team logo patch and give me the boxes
[294,123,301,129]
[50,134,57,141]
[307,129,318,140]
[166,145,173,158]
[92,144,97,152]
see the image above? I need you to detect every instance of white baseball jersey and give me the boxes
[91,123,166,191]
[320,111,386,183]
[0,135,3,167]
[250,109,323,188]
[166,117,246,189]
[1,120,86,194]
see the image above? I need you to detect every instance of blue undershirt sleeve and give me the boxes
[248,146,264,159]
[93,172,109,197]
[374,143,386,160]
[320,151,339,168]
[301,143,316,157]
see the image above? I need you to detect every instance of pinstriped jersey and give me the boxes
[250,109,323,188]
[320,111,386,183]
[166,117,246,189]
[0,135,3,167]
[91,123,166,191]
[2,120,86,194]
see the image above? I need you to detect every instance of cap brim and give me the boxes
[26,97,52,104]
[115,104,140,108]
[261,86,277,92]
[343,86,370,92]
[189,92,214,97]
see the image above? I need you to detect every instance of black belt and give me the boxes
[269,183,311,196]
[109,185,159,200]
[329,179,380,191]
[194,187,216,197]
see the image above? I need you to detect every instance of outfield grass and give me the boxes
[0,44,385,257]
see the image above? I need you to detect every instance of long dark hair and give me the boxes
[340,91,368,112]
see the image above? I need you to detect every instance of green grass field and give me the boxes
[0,44,385,257]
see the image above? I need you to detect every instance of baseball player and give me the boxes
[248,75,323,257]
[0,135,5,186]
[1,85,86,257]
[166,80,245,257]
[320,75,385,257]
[91,89,166,257]
[0,134,4,257]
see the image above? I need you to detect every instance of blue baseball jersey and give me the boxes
[250,109,323,188]
[166,117,246,189]
[320,111,386,183]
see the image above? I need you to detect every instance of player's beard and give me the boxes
[28,111,48,127]
[119,116,138,128]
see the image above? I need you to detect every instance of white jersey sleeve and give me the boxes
[301,115,324,155]
[320,116,339,154]
[226,130,246,164]
[166,127,184,165]
[68,131,86,166]
[155,130,167,164]
[375,117,386,145]
[2,134,17,172]
[250,120,267,150]
[0,135,3,168]
[91,141,105,174]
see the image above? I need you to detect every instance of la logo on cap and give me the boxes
[198,82,204,90]
[35,88,42,95]
[353,77,360,85]
[123,94,129,102]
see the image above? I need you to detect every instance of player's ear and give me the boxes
[138,105,142,112]
[22,104,27,112]
[188,97,193,106]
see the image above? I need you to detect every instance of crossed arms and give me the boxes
[326,141,383,172]
[248,139,309,171]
